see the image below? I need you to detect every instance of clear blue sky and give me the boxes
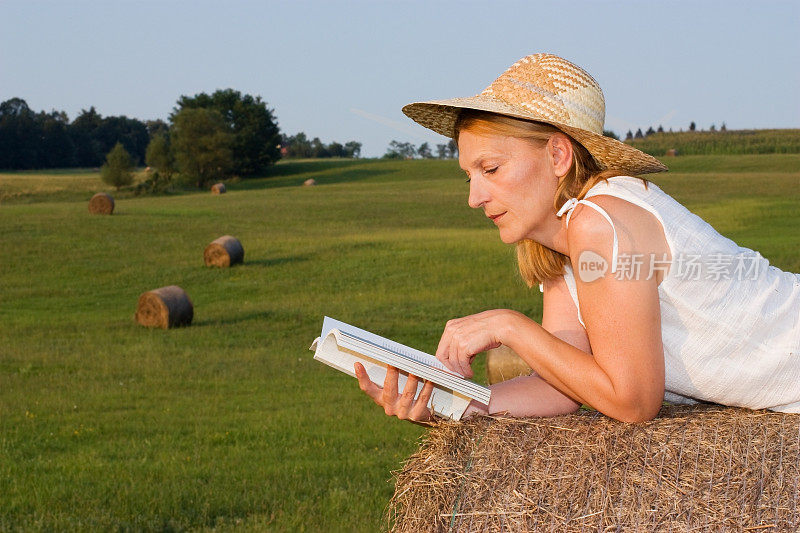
[2,0,798,157]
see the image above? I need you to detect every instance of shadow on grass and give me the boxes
[232,163,395,192]
[265,159,366,176]
[243,255,311,268]
[193,309,278,327]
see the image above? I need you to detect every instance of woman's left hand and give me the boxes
[435,309,523,378]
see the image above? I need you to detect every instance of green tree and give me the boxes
[283,132,312,158]
[0,98,39,169]
[344,141,362,158]
[446,139,458,159]
[145,133,175,179]
[70,107,104,167]
[383,140,416,159]
[171,108,233,188]
[310,137,330,158]
[101,142,134,190]
[146,119,169,138]
[171,88,280,175]
[39,110,75,168]
[140,132,176,193]
[328,141,345,158]
[417,142,433,159]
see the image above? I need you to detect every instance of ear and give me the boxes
[548,133,574,179]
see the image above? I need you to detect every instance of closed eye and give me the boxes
[485,167,498,175]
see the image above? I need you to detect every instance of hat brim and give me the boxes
[402,96,667,176]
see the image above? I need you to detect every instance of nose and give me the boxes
[468,177,490,209]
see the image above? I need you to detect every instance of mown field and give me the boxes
[1,155,799,531]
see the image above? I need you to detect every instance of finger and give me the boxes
[450,340,473,378]
[396,373,420,417]
[457,347,475,378]
[354,362,383,404]
[435,326,451,364]
[436,329,459,373]
[382,366,400,415]
[383,366,399,398]
[410,379,435,421]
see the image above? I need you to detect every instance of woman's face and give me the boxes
[458,129,560,244]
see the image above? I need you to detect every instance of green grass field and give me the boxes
[1,155,799,531]
[627,128,800,156]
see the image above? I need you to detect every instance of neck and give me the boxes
[524,214,570,256]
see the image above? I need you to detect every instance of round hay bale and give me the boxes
[303,178,316,186]
[665,148,679,156]
[486,345,531,384]
[211,183,226,194]
[135,285,193,329]
[88,192,114,215]
[203,235,244,268]
[389,405,800,532]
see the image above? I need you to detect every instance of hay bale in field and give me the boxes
[211,183,226,194]
[389,405,800,532]
[303,178,316,186]
[203,235,244,268]
[135,285,193,329]
[486,345,531,384]
[88,192,114,215]
[665,148,679,156]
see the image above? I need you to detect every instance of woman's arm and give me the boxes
[464,274,589,418]
[437,198,666,422]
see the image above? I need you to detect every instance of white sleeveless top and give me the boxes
[548,176,800,412]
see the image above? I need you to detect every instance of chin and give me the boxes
[498,230,522,244]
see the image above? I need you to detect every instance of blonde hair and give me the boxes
[454,110,649,288]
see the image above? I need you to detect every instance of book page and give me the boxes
[320,316,462,377]
[313,332,471,419]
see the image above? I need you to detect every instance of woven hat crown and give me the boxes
[402,52,667,175]
[481,53,605,134]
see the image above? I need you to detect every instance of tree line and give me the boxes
[0,92,365,189]
[382,140,458,159]
[624,121,728,141]
[0,98,153,170]
[280,132,361,159]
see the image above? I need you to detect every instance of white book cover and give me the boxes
[310,317,491,421]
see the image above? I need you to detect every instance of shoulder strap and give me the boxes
[557,198,620,274]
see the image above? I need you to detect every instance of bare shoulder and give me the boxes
[565,195,671,284]
[561,196,667,414]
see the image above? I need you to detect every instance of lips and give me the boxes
[488,212,506,222]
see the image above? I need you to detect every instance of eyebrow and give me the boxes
[462,153,506,169]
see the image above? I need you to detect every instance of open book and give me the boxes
[310,317,491,421]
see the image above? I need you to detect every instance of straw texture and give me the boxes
[134,285,193,329]
[388,405,800,532]
[485,346,532,385]
[403,53,667,176]
[204,235,244,268]
[88,192,114,215]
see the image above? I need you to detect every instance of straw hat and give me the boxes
[402,53,667,175]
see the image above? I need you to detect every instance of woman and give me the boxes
[355,53,800,423]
